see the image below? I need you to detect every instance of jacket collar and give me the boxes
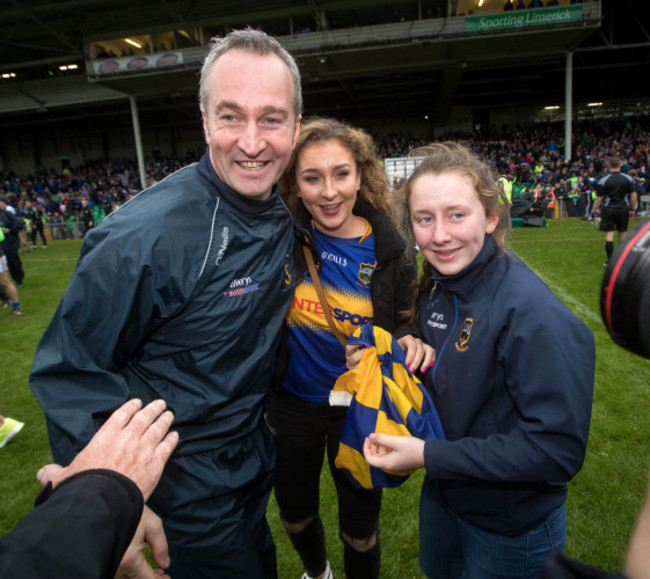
[430,235,499,299]
[197,147,283,215]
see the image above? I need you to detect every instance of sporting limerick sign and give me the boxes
[465,6,583,33]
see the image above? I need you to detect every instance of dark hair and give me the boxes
[607,156,623,171]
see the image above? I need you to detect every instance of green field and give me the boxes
[1,218,649,577]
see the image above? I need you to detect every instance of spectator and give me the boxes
[0,227,21,316]
[79,198,94,237]
[22,199,48,249]
[0,197,25,286]
[269,117,433,579]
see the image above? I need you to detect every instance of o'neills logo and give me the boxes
[215,227,229,265]
[322,251,347,267]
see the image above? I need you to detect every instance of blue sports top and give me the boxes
[282,220,375,402]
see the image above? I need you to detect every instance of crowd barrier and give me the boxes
[42,221,86,240]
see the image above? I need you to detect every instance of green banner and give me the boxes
[465,6,583,32]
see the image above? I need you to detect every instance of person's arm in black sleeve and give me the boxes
[0,470,143,579]
[392,247,419,340]
[4,211,23,235]
[0,398,178,579]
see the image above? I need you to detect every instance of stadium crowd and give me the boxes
[1,118,648,239]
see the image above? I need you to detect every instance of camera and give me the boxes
[600,219,650,359]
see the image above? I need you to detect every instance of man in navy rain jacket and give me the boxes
[30,28,302,579]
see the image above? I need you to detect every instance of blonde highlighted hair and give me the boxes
[280,116,393,218]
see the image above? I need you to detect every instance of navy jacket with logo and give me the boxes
[419,235,595,535]
[30,148,295,465]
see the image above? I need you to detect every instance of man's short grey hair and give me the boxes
[199,27,302,119]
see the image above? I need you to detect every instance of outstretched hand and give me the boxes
[37,398,178,501]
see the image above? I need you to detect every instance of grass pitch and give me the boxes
[1,218,649,577]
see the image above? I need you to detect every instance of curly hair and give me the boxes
[280,116,393,219]
[398,141,511,322]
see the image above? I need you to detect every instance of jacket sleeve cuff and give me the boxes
[35,468,143,508]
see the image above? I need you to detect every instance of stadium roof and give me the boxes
[1,0,649,134]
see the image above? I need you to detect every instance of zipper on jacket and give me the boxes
[430,293,459,408]
[429,280,438,301]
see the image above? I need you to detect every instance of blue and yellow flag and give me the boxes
[332,325,445,489]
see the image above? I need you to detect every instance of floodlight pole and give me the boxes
[129,95,147,190]
[565,51,573,163]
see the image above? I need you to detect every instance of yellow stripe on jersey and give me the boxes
[332,325,445,489]
[288,279,374,336]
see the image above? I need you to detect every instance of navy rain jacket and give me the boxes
[30,149,295,464]
[419,235,595,535]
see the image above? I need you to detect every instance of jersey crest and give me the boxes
[358,262,375,286]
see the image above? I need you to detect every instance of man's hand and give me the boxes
[363,432,425,472]
[37,398,178,501]
[116,506,171,578]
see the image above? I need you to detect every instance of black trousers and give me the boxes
[2,244,24,284]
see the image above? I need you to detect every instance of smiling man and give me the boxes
[201,49,300,200]
[30,28,301,579]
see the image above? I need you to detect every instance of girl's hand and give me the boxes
[397,335,436,373]
[363,433,425,471]
[345,344,365,370]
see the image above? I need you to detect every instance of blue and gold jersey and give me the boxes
[283,220,376,402]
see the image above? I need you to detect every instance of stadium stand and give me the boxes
[1,0,649,177]
[2,118,648,237]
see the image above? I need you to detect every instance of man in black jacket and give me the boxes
[22,199,48,248]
